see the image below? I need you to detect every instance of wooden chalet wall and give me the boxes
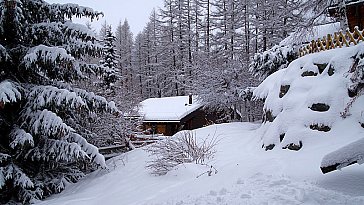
[142,108,213,136]
[346,2,364,30]
[143,122,179,136]
[329,1,364,31]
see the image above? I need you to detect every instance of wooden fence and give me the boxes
[299,26,364,57]
[99,134,164,159]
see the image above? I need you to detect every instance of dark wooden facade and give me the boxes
[143,108,212,136]
[329,0,364,30]
[346,2,364,30]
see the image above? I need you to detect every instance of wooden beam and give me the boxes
[320,161,358,174]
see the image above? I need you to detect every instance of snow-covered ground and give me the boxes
[37,44,364,205]
[37,122,364,205]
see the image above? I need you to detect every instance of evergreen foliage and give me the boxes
[249,45,297,80]
[100,25,120,88]
[0,0,117,203]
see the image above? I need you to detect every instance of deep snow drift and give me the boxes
[37,123,364,205]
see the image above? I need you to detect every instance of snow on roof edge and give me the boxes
[139,96,203,122]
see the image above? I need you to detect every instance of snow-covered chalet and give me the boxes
[138,95,211,136]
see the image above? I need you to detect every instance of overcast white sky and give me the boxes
[47,0,164,35]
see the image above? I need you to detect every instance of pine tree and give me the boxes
[0,1,117,203]
[100,25,120,88]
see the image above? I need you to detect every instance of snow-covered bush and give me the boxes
[238,87,264,122]
[240,87,255,101]
[341,52,364,118]
[254,43,364,154]
[0,1,120,203]
[145,131,218,176]
[250,45,297,80]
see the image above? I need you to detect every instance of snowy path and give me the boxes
[37,123,364,205]
[153,173,364,205]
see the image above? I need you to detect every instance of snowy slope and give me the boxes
[37,123,364,205]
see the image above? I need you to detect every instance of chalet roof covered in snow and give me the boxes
[331,0,364,6]
[139,96,203,122]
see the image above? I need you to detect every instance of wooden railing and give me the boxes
[98,134,164,159]
[299,27,364,57]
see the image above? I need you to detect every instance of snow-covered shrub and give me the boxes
[145,131,218,176]
[250,45,297,80]
[240,87,255,101]
[254,43,364,155]
[238,87,264,122]
[342,52,364,118]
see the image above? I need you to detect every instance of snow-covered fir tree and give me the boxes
[0,1,119,203]
[79,22,138,150]
[100,25,120,88]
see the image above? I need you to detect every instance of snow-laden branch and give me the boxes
[0,44,10,63]
[10,128,34,149]
[22,45,80,81]
[62,21,96,41]
[0,80,22,106]
[30,22,101,56]
[28,86,87,111]
[23,45,74,67]
[48,3,103,21]
[65,40,103,58]
[249,45,296,80]
[72,88,119,114]
[25,138,87,163]
[29,23,63,44]
[77,62,101,75]
[239,87,257,101]
[0,153,10,163]
[68,133,106,168]
[21,109,74,138]
[1,163,34,189]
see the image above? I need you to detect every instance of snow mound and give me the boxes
[254,43,364,153]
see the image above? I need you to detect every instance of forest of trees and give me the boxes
[97,0,343,120]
